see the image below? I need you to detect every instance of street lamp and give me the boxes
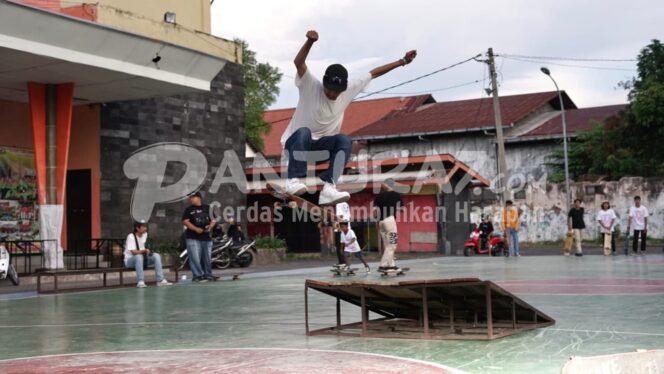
[541,67,571,215]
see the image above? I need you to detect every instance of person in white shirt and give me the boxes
[628,196,649,255]
[596,201,617,255]
[125,220,172,288]
[333,202,352,265]
[281,30,417,205]
[340,222,369,273]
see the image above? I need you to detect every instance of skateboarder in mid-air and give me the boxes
[280,30,417,205]
[373,180,404,273]
[339,221,370,274]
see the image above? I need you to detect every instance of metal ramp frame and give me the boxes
[305,278,555,340]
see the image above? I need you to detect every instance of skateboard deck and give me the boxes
[217,272,243,281]
[378,267,410,277]
[331,267,358,276]
[603,232,612,255]
[267,182,337,223]
[563,231,574,255]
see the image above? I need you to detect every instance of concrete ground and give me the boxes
[0,252,663,373]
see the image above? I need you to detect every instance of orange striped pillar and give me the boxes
[27,82,74,270]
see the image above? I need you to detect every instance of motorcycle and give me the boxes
[212,239,255,269]
[0,235,20,286]
[463,228,507,257]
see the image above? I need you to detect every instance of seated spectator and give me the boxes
[124,220,172,288]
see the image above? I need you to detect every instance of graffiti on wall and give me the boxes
[0,147,39,240]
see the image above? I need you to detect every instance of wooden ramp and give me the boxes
[305,278,554,340]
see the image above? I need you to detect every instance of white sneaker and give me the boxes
[365,266,371,274]
[285,178,307,195]
[137,281,147,288]
[319,183,350,205]
[157,279,172,286]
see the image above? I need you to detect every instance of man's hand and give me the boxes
[195,227,205,235]
[306,30,319,42]
[144,248,151,255]
[403,50,417,65]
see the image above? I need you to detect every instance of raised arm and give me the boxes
[294,30,318,78]
[370,50,417,79]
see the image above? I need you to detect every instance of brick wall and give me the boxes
[100,63,245,242]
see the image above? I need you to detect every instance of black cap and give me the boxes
[190,191,202,198]
[323,64,348,92]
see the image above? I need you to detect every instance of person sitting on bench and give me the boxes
[124,220,172,288]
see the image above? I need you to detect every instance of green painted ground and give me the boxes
[1,255,663,373]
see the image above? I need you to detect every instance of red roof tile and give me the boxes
[351,91,575,139]
[523,104,626,137]
[261,95,433,157]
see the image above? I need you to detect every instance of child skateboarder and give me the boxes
[339,222,370,274]
[280,30,417,205]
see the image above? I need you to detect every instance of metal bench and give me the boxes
[37,265,179,294]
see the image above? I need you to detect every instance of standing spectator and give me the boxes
[225,213,245,243]
[628,196,649,255]
[478,214,494,251]
[182,192,216,282]
[501,200,520,257]
[568,199,586,257]
[596,201,617,256]
[124,220,172,288]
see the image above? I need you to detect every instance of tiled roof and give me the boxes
[522,104,626,138]
[351,91,576,139]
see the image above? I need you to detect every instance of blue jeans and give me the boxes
[284,127,352,183]
[186,239,212,279]
[125,253,164,282]
[507,228,520,256]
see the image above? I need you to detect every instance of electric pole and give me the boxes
[487,48,509,206]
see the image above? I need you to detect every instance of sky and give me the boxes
[211,0,663,110]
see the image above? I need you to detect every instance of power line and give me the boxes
[356,54,482,99]
[367,79,482,96]
[498,53,637,62]
[502,56,636,72]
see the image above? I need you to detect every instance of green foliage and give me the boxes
[254,235,286,249]
[238,39,282,151]
[547,39,664,179]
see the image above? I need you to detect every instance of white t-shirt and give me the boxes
[124,232,147,263]
[280,69,372,146]
[341,229,361,253]
[336,202,351,222]
[596,209,617,233]
[629,206,649,230]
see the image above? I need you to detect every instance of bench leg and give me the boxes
[119,271,123,286]
[103,273,107,287]
[54,275,58,292]
[37,274,41,293]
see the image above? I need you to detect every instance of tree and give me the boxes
[239,39,282,152]
[547,39,664,180]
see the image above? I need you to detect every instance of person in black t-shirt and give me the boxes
[567,198,586,256]
[373,179,403,272]
[182,192,217,282]
[478,215,494,250]
[225,213,245,243]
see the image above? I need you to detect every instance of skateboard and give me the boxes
[603,232,612,256]
[266,182,337,223]
[330,267,358,276]
[563,231,573,256]
[217,272,243,281]
[378,267,410,277]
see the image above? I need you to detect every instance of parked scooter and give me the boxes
[0,235,20,285]
[463,228,507,257]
